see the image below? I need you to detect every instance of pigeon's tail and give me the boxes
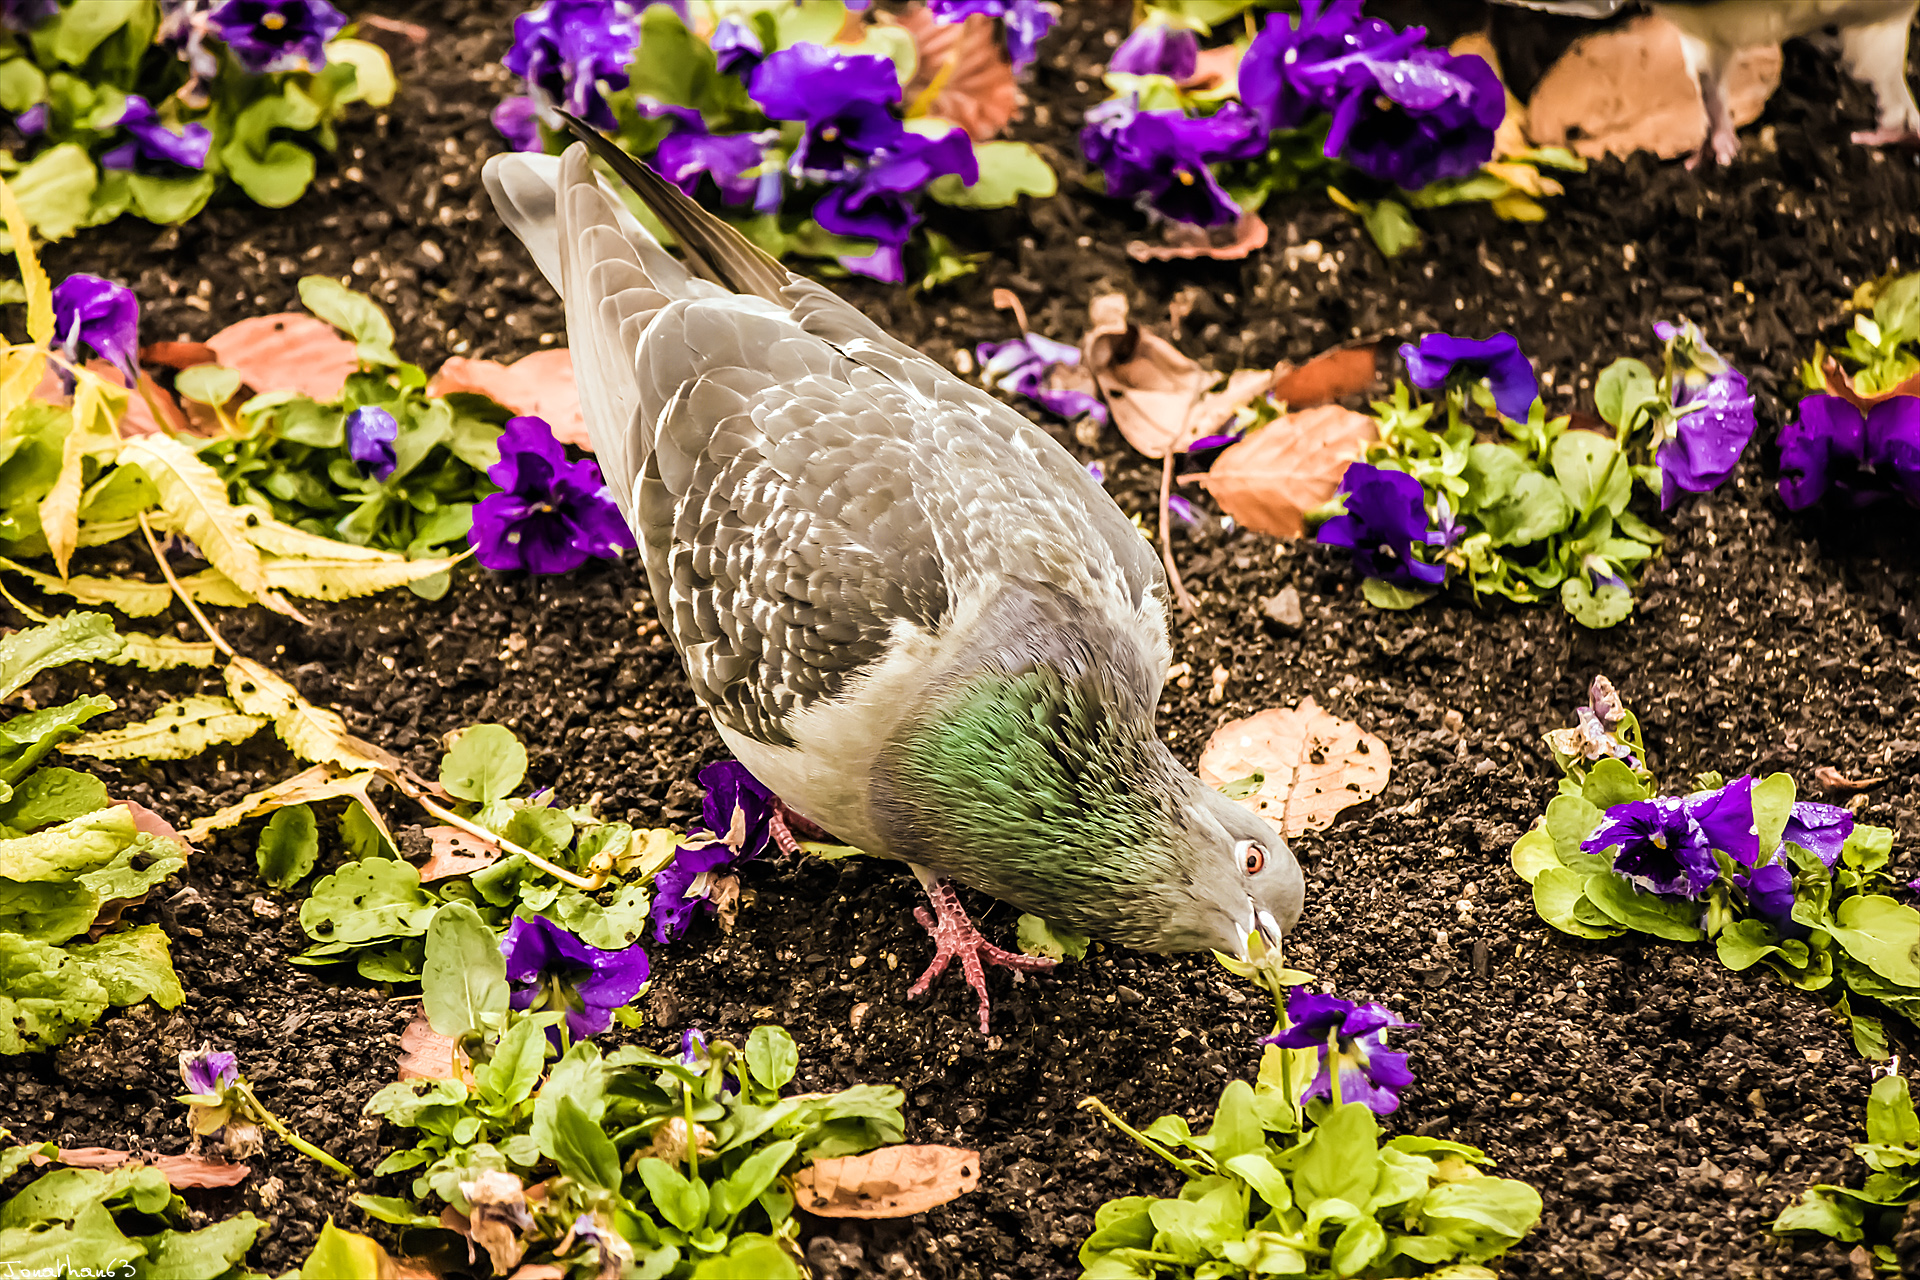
[1485,0,1624,16]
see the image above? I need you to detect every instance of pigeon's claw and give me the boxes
[907,876,1055,1035]
[1850,125,1920,148]
[768,800,829,857]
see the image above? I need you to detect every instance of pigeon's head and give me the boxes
[1165,782,1304,956]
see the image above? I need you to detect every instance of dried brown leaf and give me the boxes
[1082,293,1274,457]
[418,824,502,881]
[1270,343,1379,410]
[205,313,358,402]
[1197,696,1392,838]
[44,1147,249,1188]
[1814,765,1887,793]
[122,799,192,855]
[1195,404,1377,539]
[1820,355,1920,410]
[789,1144,980,1218]
[1179,43,1243,93]
[182,763,390,843]
[892,8,1017,142]
[428,350,587,449]
[1524,15,1778,160]
[1127,212,1269,262]
[398,1010,473,1082]
[506,1268,567,1280]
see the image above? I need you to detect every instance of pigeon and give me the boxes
[1492,0,1920,165]
[481,122,1304,1033]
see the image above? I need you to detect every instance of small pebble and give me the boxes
[1116,986,1144,1005]
[1262,586,1304,628]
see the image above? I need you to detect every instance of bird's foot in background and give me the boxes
[768,800,828,856]
[1851,125,1920,148]
[1685,128,1740,170]
[908,875,1056,1035]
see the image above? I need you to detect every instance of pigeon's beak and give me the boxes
[1255,908,1284,950]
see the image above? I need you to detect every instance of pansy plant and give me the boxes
[1512,676,1916,1061]
[1782,268,1920,511]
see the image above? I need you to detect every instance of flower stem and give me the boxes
[237,1082,353,1180]
[1078,1096,1202,1179]
[1327,1028,1344,1110]
[393,777,604,891]
[683,1081,700,1183]
[1158,451,1196,617]
[138,512,234,659]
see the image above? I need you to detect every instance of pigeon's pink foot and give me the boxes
[1851,126,1920,147]
[768,801,828,856]
[907,876,1056,1035]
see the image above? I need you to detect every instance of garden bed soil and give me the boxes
[8,1,1920,1277]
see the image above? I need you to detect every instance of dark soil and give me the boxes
[8,2,1920,1278]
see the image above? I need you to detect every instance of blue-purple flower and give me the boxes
[207,0,344,74]
[1110,21,1198,79]
[492,96,543,153]
[345,406,398,481]
[1316,464,1448,589]
[928,0,1057,70]
[1262,990,1416,1114]
[1081,98,1265,227]
[503,0,641,132]
[710,16,763,79]
[501,913,651,1040]
[1240,0,1388,133]
[1651,320,1756,510]
[1778,393,1920,510]
[14,103,46,136]
[0,0,58,32]
[471,415,630,576]
[1582,796,1717,898]
[656,123,767,207]
[50,274,141,388]
[650,761,776,944]
[977,332,1107,424]
[750,44,904,177]
[814,127,978,282]
[180,1047,239,1096]
[101,95,212,175]
[1399,332,1538,421]
[1782,800,1853,867]
[1736,861,1806,938]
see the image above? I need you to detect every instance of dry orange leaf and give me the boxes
[1270,343,1379,410]
[790,1144,980,1219]
[43,1147,249,1188]
[428,349,587,448]
[1195,404,1377,539]
[1127,211,1269,262]
[123,799,192,855]
[1082,293,1274,457]
[1179,43,1244,93]
[892,8,1018,142]
[1198,697,1391,838]
[417,824,502,881]
[1821,354,1920,410]
[398,1010,473,1082]
[1525,15,1779,160]
[206,313,359,402]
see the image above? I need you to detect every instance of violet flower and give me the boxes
[471,415,630,576]
[1782,801,1853,868]
[1110,21,1198,79]
[101,95,212,175]
[504,0,641,132]
[1081,98,1265,228]
[710,16,763,79]
[749,45,904,178]
[0,0,58,32]
[15,103,46,136]
[650,761,775,944]
[1583,776,1761,898]
[1652,320,1756,510]
[1399,332,1538,421]
[492,96,543,153]
[1262,989,1416,1114]
[1778,394,1920,510]
[814,128,978,282]
[180,1047,239,1096]
[1315,463,1448,589]
[1240,0,1387,133]
[1315,45,1502,189]
[345,406,398,481]
[50,274,141,389]
[501,914,651,1040]
[1736,861,1808,939]
[927,0,1057,70]
[207,0,344,74]
[656,123,766,206]
[977,331,1107,424]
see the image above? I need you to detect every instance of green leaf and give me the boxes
[0,878,98,944]
[1208,1079,1264,1164]
[1544,795,1605,863]
[1583,871,1706,941]
[174,363,243,408]
[221,87,320,208]
[440,724,527,803]
[0,931,109,1052]
[1843,825,1895,874]
[1532,866,1620,939]
[746,1025,799,1094]
[636,1156,710,1233]
[136,1213,261,1280]
[711,1138,799,1223]
[1581,758,1650,809]
[1748,772,1796,861]
[1016,913,1089,961]
[256,802,318,891]
[1867,1074,1920,1148]
[1359,197,1421,257]
[1772,1189,1865,1241]
[1560,576,1633,629]
[0,695,115,784]
[690,1234,804,1279]
[1509,826,1559,886]
[928,140,1056,208]
[0,1201,141,1275]
[1550,431,1631,518]
[0,804,137,881]
[1293,1102,1380,1209]
[126,171,216,227]
[1462,443,1573,547]
[0,612,123,700]
[1418,1177,1543,1262]
[1361,577,1438,609]
[422,901,509,1040]
[1593,358,1661,434]
[325,37,398,107]
[0,144,95,245]
[1717,919,1785,971]
[62,694,269,762]
[532,1039,606,1157]
[66,924,182,1010]
[1332,1215,1387,1274]
[0,766,108,833]
[298,275,398,366]
[299,1219,387,1280]
[546,1093,622,1192]
[1829,896,1920,986]
[298,858,437,946]
[478,1012,556,1110]
[0,57,48,114]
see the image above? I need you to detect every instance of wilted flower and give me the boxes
[1262,990,1416,1114]
[500,913,651,1039]
[1399,331,1538,421]
[345,406,398,480]
[101,96,213,174]
[927,0,1057,69]
[710,15,763,78]
[1081,98,1265,227]
[471,416,630,575]
[180,1047,239,1097]
[650,761,775,944]
[1110,20,1198,79]
[504,0,641,131]
[977,331,1107,423]
[207,0,344,73]
[1545,674,1641,769]
[492,96,543,153]
[656,122,767,206]
[561,1211,635,1280]
[1778,394,1920,510]
[814,127,977,281]
[1315,463,1448,589]
[50,274,141,388]
[749,44,904,177]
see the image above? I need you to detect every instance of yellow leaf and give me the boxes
[118,435,303,620]
[0,345,48,428]
[183,764,385,843]
[265,552,466,601]
[238,510,399,561]
[1491,192,1548,223]
[0,556,251,616]
[77,517,142,548]
[0,172,52,345]
[224,655,400,773]
[37,415,88,578]
[62,695,269,761]
[102,632,219,670]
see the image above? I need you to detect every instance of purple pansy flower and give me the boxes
[1262,990,1416,1115]
[471,416,630,576]
[500,914,651,1040]
[1240,0,1389,133]
[1110,21,1198,79]
[345,406,398,481]
[1315,45,1502,189]
[101,95,212,175]
[1316,463,1448,589]
[1782,800,1853,868]
[814,127,977,282]
[1652,321,1756,510]
[750,44,905,178]
[710,16,763,79]
[1080,98,1265,227]
[1400,332,1538,421]
[207,0,344,73]
[50,274,141,389]
[1582,796,1717,898]
[655,123,767,207]
[927,0,1057,70]
[0,0,58,32]
[15,103,46,136]
[977,331,1107,424]
[1779,394,1920,510]
[492,96,543,153]
[1736,861,1808,939]
[504,0,640,132]
[650,761,775,944]
[180,1048,239,1096]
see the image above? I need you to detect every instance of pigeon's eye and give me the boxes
[1237,839,1267,875]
